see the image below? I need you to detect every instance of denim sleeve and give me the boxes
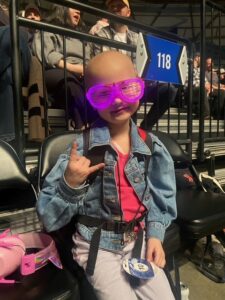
[37,141,88,232]
[146,135,177,241]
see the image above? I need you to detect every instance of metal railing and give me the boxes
[198,0,225,161]
[9,0,193,162]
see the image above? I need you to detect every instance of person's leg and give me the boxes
[0,75,15,141]
[210,89,225,120]
[134,254,175,300]
[0,27,14,140]
[204,90,210,117]
[192,86,200,116]
[45,69,98,128]
[72,233,137,300]
[0,26,30,142]
[122,234,175,300]
[140,83,178,130]
[73,232,174,300]
[19,30,31,86]
[192,87,210,118]
[216,90,225,119]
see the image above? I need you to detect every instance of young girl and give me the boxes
[37,51,177,300]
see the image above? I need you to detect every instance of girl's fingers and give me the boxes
[88,163,105,175]
[69,142,79,161]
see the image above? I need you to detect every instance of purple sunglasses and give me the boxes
[86,78,145,110]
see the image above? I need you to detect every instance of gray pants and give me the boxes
[72,233,175,300]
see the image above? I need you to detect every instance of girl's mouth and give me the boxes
[111,106,129,114]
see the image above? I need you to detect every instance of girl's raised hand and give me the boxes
[64,143,105,187]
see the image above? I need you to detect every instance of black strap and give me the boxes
[145,133,152,175]
[131,229,144,258]
[86,225,103,276]
[83,128,109,184]
[77,214,145,233]
[164,257,181,300]
[83,127,153,184]
[83,128,90,157]
[78,214,146,276]
[81,128,152,275]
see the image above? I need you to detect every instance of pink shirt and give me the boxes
[114,148,146,222]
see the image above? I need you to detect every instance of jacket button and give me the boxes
[134,177,140,183]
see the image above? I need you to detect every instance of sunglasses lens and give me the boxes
[119,79,144,102]
[87,86,112,109]
[86,78,144,109]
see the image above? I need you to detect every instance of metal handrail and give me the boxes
[9,0,193,162]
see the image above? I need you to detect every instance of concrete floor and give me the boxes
[179,259,225,300]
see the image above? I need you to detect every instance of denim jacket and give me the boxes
[37,120,177,251]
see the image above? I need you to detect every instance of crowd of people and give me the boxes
[192,52,225,120]
[1,0,225,143]
[0,0,182,143]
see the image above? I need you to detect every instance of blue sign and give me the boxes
[136,33,187,85]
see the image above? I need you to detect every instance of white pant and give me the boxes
[72,233,175,300]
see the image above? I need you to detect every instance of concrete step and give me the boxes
[23,107,225,137]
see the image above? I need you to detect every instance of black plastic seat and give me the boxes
[0,264,79,300]
[153,131,225,240]
[0,139,36,211]
[163,223,181,258]
[0,139,79,300]
[38,130,77,190]
[176,189,225,239]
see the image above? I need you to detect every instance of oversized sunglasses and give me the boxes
[86,78,145,110]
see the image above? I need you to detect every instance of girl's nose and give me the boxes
[113,97,123,105]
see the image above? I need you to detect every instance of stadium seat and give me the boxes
[38,130,183,300]
[154,131,225,282]
[0,139,80,300]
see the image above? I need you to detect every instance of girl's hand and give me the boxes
[146,237,166,268]
[64,142,105,187]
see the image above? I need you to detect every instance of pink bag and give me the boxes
[0,229,62,284]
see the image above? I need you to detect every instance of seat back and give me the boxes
[153,131,201,190]
[38,130,80,190]
[38,131,82,265]
[0,139,37,211]
[153,131,225,239]
[153,131,190,163]
[38,130,97,299]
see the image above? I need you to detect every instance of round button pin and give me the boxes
[122,258,157,280]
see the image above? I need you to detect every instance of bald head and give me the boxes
[85,51,136,88]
